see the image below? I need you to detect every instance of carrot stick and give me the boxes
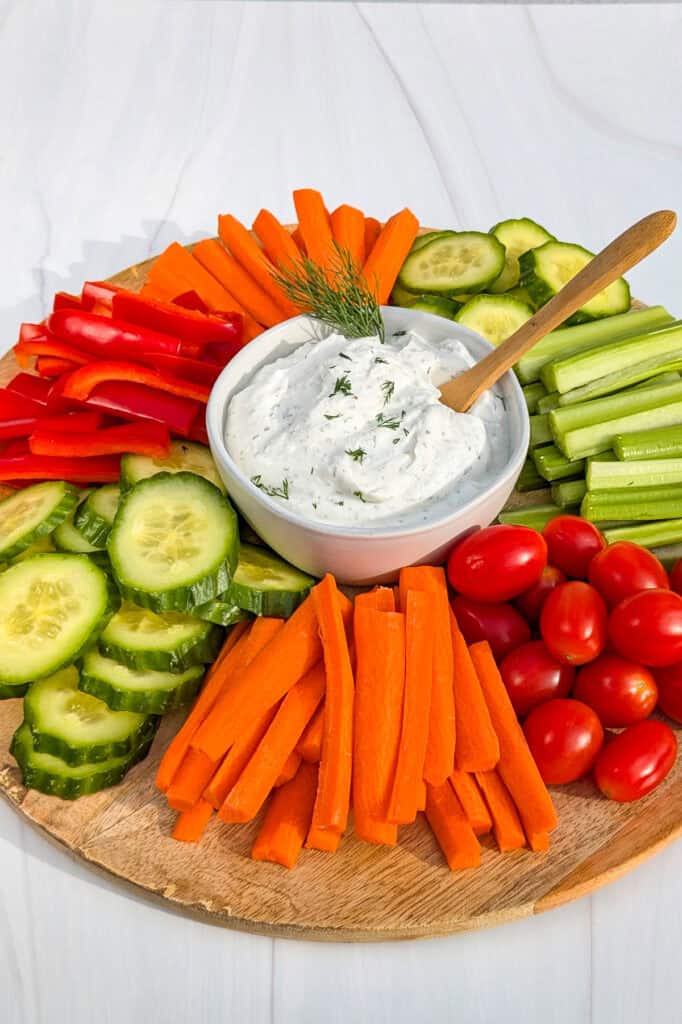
[305,825,341,852]
[218,213,300,317]
[193,597,351,762]
[399,566,455,785]
[296,704,324,762]
[251,762,319,869]
[171,798,213,843]
[292,227,306,254]
[275,751,302,788]
[221,619,251,657]
[204,705,279,809]
[310,575,354,835]
[192,239,284,328]
[364,217,382,255]
[470,641,558,836]
[218,663,325,823]
[424,781,480,870]
[330,205,365,268]
[354,587,395,612]
[363,208,419,304]
[353,605,405,844]
[449,770,492,836]
[155,620,252,792]
[451,611,499,773]
[147,242,242,315]
[166,749,217,812]
[529,831,550,852]
[387,590,435,824]
[253,209,303,271]
[293,189,335,272]
[392,585,401,611]
[416,779,426,811]
[475,770,526,852]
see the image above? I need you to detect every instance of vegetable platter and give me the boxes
[1,224,681,942]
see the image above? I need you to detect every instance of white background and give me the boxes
[1,3,682,1022]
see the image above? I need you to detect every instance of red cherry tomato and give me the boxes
[653,662,682,724]
[609,588,682,667]
[450,595,530,661]
[523,698,604,784]
[594,720,677,802]
[541,515,606,579]
[447,525,547,603]
[573,654,658,727]
[588,541,669,608]
[515,565,567,624]
[540,581,608,666]
[499,640,574,717]
[670,559,682,595]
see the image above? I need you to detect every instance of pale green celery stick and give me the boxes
[516,458,544,493]
[582,486,682,522]
[603,519,682,548]
[552,479,587,508]
[532,444,585,482]
[587,458,682,491]
[522,382,547,414]
[498,504,570,530]
[614,425,682,461]
[530,414,552,448]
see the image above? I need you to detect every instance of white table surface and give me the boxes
[1,2,682,1021]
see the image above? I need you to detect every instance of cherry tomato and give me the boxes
[573,654,658,727]
[588,541,669,608]
[670,559,682,595]
[447,524,547,603]
[594,720,677,802]
[523,698,604,784]
[450,595,530,661]
[515,565,567,624]
[499,640,574,717]
[653,662,682,724]
[540,581,608,666]
[609,588,682,667]
[541,516,606,579]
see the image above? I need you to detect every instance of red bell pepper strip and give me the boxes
[47,309,200,359]
[15,339,90,366]
[29,421,170,459]
[6,374,51,405]
[72,382,199,436]
[150,353,222,385]
[0,411,102,441]
[80,281,127,312]
[53,292,82,312]
[18,324,47,345]
[112,290,243,347]
[0,389,49,420]
[37,357,82,378]
[0,454,120,483]
[188,411,209,445]
[170,290,210,312]
[61,361,210,404]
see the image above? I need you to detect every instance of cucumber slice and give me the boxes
[108,472,239,611]
[0,481,78,560]
[100,600,221,672]
[397,232,505,297]
[409,295,460,319]
[0,554,118,688]
[74,484,120,546]
[488,218,555,293]
[228,543,315,618]
[189,597,250,627]
[390,282,417,307]
[506,286,537,309]
[80,649,204,714]
[25,665,149,765]
[520,241,631,324]
[455,294,534,346]
[11,535,56,562]
[10,719,155,800]
[120,441,225,494]
[409,230,455,254]
[54,489,103,553]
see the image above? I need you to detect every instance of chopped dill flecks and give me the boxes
[329,374,353,397]
[345,447,366,463]
[376,412,401,430]
[381,380,395,405]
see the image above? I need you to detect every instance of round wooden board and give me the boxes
[1,251,681,942]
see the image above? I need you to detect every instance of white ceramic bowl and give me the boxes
[207,306,529,585]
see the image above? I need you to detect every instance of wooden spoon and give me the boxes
[439,209,677,413]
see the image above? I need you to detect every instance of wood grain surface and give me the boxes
[0,252,680,942]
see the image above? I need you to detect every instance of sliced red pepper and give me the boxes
[0,454,120,483]
[6,373,51,405]
[53,291,82,312]
[29,421,170,459]
[0,411,102,441]
[81,281,127,312]
[37,356,82,378]
[48,309,200,360]
[170,290,211,313]
[0,389,49,420]
[16,338,90,366]
[188,411,209,446]
[149,353,223,385]
[112,290,243,348]
[18,323,47,345]
[71,381,199,436]
[61,361,210,404]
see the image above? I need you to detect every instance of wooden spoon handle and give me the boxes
[440,209,677,413]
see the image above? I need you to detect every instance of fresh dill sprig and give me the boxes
[353,491,367,503]
[329,374,353,397]
[251,475,289,500]
[324,413,341,420]
[272,243,385,342]
[376,412,402,430]
[381,380,395,406]
[374,356,388,364]
[345,447,366,463]
[339,352,352,361]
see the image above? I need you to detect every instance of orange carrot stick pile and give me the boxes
[424,781,480,870]
[450,611,499,773]
[330,204,366,268]
[251,762,319,869]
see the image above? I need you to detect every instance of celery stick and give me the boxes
[522,382,547,414]
[499,503,570,530]
[554,351,682,406]
[516,457,545,492]
[550,380,682,437]
[651,542,682,569]
[603,519,682,548]
[552,479,587,508]
[558,400,682,461]
[614,425,682,461]
[515,306,673,384]
[536,391,561,414]
[542,321,682,394]
[532,444,585,482]
[530,414,553,448]
[587,458,682,491]
[582,486,682,522]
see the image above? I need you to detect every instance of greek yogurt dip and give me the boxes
[225,327,509,528]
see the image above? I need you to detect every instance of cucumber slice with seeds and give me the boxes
[228,543,315,618]
[409,295,461,319]
[520,241,630,324]
[74,484,120,546]
[409,230,455,254]
[0,481,78,560]
[120,441,225,494]
[25,666,149,765]
[108,472,239,611]
[11,535,56,562]
[189,597,250,627]
[54,489,104,553]
[397,232,505,296]
[488,218,555,293]
[455,294,534,346]
[100,600,221,672]
[80,649,204,714]
[10,719,156,800]
[390,282,417,307]
[0,554,118,689]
